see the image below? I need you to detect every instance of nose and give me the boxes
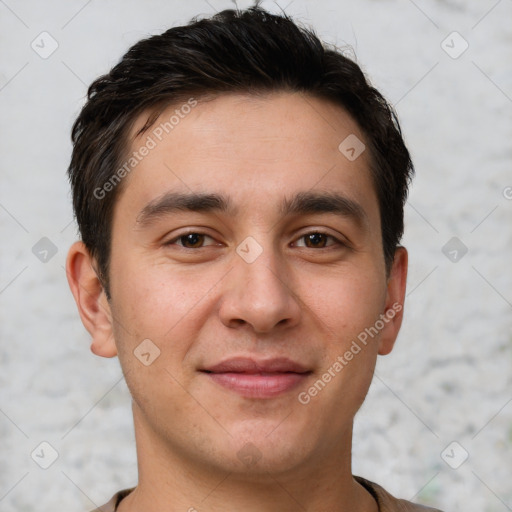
[218,241,301,334]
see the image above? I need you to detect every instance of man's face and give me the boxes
[97,92,404,475]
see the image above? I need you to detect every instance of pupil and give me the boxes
[307,233,325,247]
[184,233,203,247]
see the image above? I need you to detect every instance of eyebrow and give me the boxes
[136,190,368,228]
[280,191,368,227]
[136,192,237,226]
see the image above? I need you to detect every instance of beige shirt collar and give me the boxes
[91,476,443,512]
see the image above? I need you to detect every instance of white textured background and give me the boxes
[1,0,511,510]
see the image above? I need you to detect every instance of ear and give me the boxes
[378,246,408,356]
[66,241,118,358]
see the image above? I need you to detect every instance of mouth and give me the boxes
[199,357,313,399]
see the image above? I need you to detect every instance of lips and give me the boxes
[202,356,310,374]
[200,357,312,399]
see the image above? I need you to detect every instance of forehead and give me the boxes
[115,92,379,227]
[130,92,366,163]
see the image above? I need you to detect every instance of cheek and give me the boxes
[108,260,223,374]
[112,264,203,332]
[108,266,206,419]
[299,264,386,340]
[297,270,383,427]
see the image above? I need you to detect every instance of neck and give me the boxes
[118,403,377,512]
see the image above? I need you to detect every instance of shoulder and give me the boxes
[89,481,444,512]
[355,476,444,512]
[89,488,134,512]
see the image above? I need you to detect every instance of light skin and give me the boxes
[67,92,407,512]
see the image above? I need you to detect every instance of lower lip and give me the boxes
[204,372,311,398]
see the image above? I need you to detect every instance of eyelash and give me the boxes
[165,230,346,249]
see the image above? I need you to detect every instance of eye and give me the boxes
[165,231,345,250]
[293,232,344,249]
[166,232,218,249]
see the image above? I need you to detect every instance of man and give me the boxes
[66,6,443,511]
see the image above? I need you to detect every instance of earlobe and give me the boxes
[378,247,408,356]
[66,241,118,358]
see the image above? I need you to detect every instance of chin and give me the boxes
[219,421,317,475]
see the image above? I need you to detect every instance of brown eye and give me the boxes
[303,233,329,248]
[294,232,343,249]
[181,233,204,248]
[173,233,208,248]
